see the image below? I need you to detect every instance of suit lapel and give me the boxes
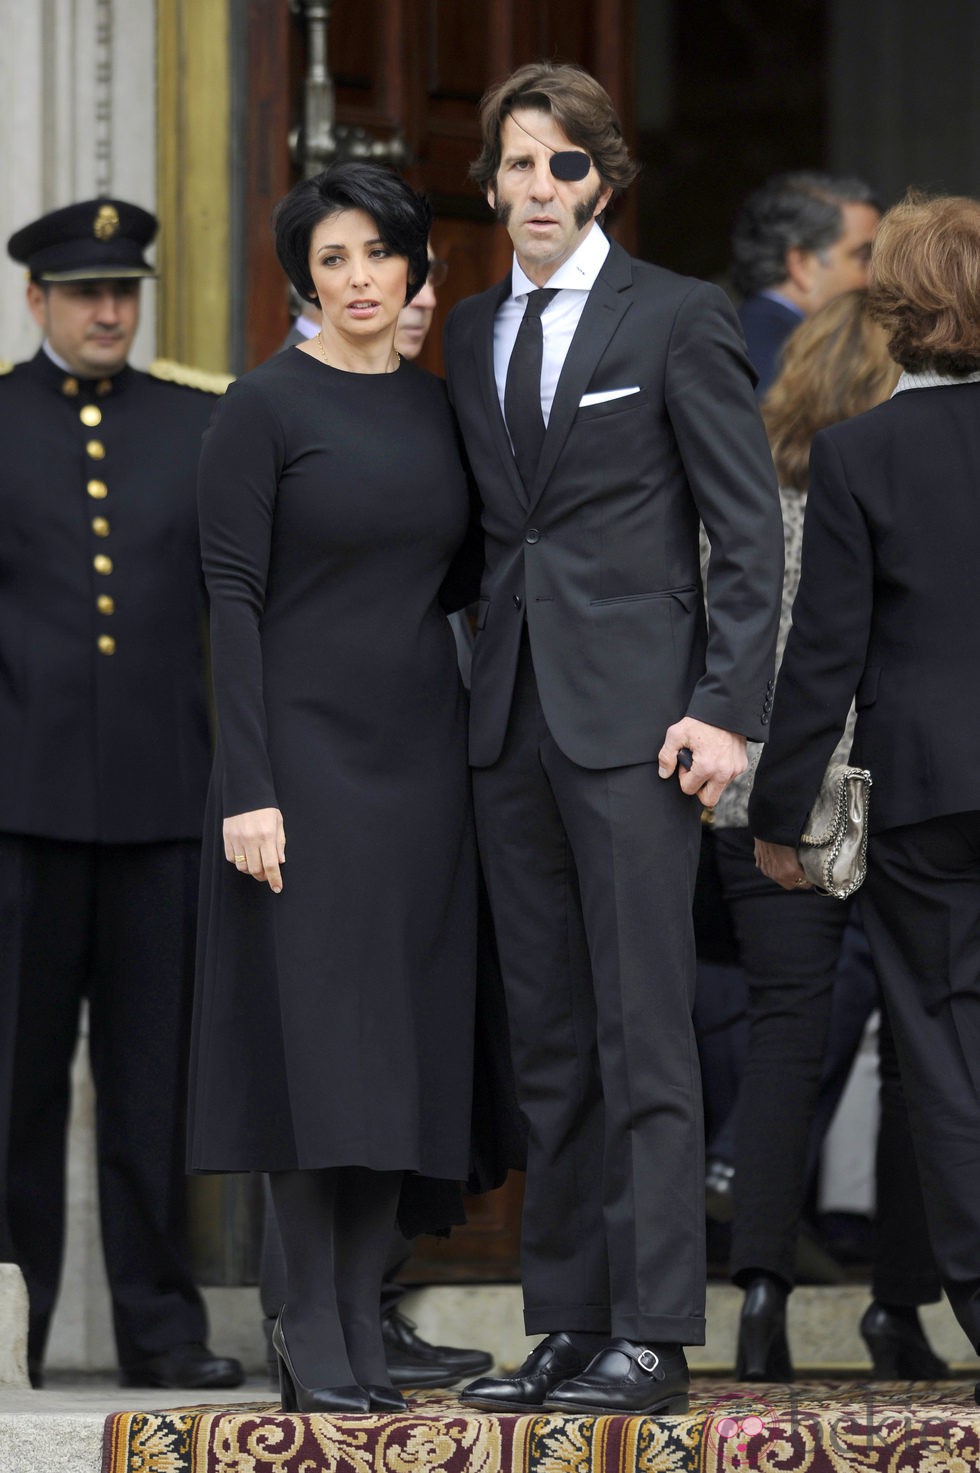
[528,242,634,511]
[470,277,530,508]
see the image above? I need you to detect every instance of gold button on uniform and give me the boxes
[87,479,108,500]
[86,440,106,460]
[61,376,79,397]
[96,378,113,397]
[91,516,110,537]
[80,405,102,427]
[97,594,115,615]
[93,554,113,575]
[97,635,116,656]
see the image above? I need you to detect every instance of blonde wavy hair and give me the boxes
[763,289,900,491]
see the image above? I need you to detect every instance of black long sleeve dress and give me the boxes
[187,348,476,1189]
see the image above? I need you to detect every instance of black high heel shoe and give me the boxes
[859,1302,951,1380]
[272,1310,371,1413]
[366,1384,408,1412]
[735,1276,794,1382]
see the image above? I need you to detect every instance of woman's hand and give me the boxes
[754,838,811,891]
[223,808,285,893]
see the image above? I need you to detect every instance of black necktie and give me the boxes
[504,288,558,487]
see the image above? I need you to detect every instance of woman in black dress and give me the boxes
[187,164,477,1413]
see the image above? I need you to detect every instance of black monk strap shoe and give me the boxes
[545,1338,690,1416]
[460,1332,592,1411]
[383,1308,493,1389]
[119,1341,244,1389]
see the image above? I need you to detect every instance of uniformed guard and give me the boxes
[1,197,242,1389]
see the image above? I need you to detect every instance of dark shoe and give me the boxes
[383,1309,493,1389]
[119,1341,244,1390]
[736,1278,794,1382]
[461,1333,592,1411]
[366,1384,409,1412]
[705,1158,735,1224]
[545,1339,690,1416]
[272,1311,370,1414]
[859,1302,951,1380]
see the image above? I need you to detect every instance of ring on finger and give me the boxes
[794,876,806,887]
[233,854,246,864]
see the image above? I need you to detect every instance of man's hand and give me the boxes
[223,807,286,893]
[754,839,811,891]
[658,717,747,808]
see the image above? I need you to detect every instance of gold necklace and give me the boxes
[316,331,400,373]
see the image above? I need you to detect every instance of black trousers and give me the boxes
[717,827,939,1303]
[860,813,980,1351]
[473,637,705,1344]
[0,835,207,1370]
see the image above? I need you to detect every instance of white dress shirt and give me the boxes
[493,224,611,431]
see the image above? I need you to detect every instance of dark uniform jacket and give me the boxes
[0,349,218,843]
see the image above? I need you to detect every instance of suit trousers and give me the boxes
[718,827,939,1302]
[0,834,207,1371]
[473,634,705,1344]
[860,813,980,1352]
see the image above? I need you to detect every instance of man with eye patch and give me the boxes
[444,62,782,1416]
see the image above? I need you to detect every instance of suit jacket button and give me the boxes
[761,713,769,725]
[512,594,522,609]
[524,527,540,544]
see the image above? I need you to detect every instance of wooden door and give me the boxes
[239,0,635,1280]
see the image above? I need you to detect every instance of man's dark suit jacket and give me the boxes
[750,381,980,844]
[444,238,783,770]
[737,292,803,399]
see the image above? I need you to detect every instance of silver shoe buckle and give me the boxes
[636,1348,660,1374]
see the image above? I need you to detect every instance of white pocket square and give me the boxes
[579,386,641,407]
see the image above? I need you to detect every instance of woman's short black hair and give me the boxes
[273,162,432,306]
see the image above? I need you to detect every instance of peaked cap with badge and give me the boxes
[7,196,157,281]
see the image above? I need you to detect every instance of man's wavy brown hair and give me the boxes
[469,62,639,199]
[868,191,980,374]
[763,290,900,491]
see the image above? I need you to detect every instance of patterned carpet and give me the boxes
[101,1382,980,1473]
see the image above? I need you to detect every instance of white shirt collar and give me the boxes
[892,367,980,394]
[510,223,610,300]
[42,340,74,373]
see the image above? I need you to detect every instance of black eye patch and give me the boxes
[550,151,591,182]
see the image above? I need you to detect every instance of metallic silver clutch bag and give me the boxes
[797,763,872,899]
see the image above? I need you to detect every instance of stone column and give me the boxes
[0,0,156,364]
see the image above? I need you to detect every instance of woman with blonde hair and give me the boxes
[712,289,945,1382]
[751,195,980,1402]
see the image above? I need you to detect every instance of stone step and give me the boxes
[7,1271,979,1382]
[398,1282,980,1378]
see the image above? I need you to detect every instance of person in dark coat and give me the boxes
[188,162,479,1414]
[444,63,783,1418]
[257,247,494,1392]
[750,192,980,1407]
[731,171,880,397]
[0,198,242,1390]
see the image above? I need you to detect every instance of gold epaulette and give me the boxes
[0,359,13,377]
[147,358,234,394]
